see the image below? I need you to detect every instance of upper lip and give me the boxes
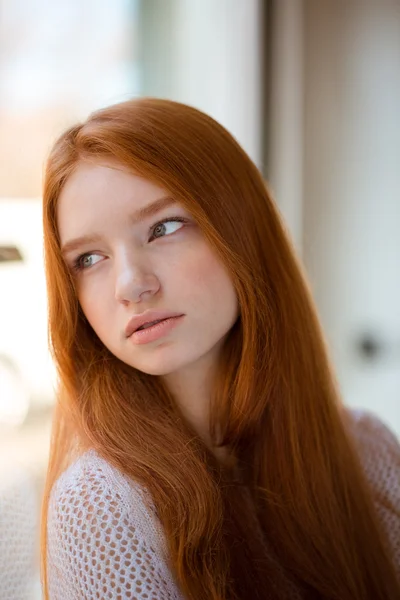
[125,310,184,338]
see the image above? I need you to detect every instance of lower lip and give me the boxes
[129,315,184,345]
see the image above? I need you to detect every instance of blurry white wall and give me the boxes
[268,0,400,434]
[268,0,304,253]
[140,0,263,168]
[0,200,55,419]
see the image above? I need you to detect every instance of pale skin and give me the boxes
[57,161,239,452]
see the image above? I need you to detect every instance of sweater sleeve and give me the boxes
[46,452,184,600]
[348,409,400,576]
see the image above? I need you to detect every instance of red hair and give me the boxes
[41,98,400,599]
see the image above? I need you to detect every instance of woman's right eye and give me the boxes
[73,253,103,272]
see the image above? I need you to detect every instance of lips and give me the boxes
[136,319,165,331]
[125,310,184,338]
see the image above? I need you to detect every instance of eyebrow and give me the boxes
[61,195,177,256]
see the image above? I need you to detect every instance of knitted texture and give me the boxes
[47,410,400,599]
[0,468,38,600]
[47,456,183,600]
[349,409,400,570]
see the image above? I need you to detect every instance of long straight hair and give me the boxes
[41,98,400,599]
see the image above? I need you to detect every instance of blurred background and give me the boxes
[0,0,399,597]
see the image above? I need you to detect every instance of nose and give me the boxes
[114,251,160,305]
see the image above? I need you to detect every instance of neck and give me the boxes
[162,350,228,461]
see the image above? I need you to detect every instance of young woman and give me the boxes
[41,98,400,600]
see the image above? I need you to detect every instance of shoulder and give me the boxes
[346,408,399,501]
[47,450,181,599]
[346,408,400,572]
[346,408,400,478]
[48,449,161,548]
[50,448,150,505]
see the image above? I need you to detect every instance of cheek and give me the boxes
[77,280,109,332]
[177,245,238,311]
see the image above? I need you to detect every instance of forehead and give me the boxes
[56,161,166,241]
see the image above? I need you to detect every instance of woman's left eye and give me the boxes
[149,217,186,241]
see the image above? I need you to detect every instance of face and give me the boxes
[57,161,239,378]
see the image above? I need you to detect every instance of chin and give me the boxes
[134,364,176,376]
[125,355,188,377]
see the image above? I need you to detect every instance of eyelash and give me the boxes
[72,216,188,273]
[148,216,187,242]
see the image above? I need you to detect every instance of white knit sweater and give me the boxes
[0,468,38,600]
[47,409,400,599]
